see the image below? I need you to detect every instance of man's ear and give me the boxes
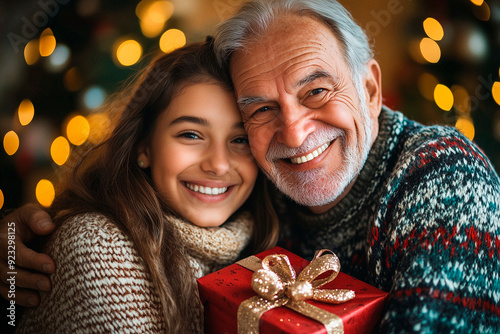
[363,59,382,119]
[137,143,151,168]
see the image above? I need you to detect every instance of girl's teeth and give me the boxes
[290,142,330,165]
[186,183,228,195]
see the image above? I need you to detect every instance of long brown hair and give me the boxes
[49,40,279,333]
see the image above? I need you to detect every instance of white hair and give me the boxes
[214,0,374,85]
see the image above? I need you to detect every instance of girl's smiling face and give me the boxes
[138,83,258,227]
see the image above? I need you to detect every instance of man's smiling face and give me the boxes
[230,14,381,213]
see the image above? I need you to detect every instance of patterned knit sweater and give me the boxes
[17,211,253,333]
[275,107,500,333]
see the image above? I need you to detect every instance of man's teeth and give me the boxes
[290,142,330,165]
[185,183,228,195]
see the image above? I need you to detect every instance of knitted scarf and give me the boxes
[170,211,254,278]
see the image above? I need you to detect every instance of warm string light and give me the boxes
[415,15,482,141]
[36,179,55,207]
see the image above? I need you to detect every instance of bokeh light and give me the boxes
[434,84,454,111]
[82,86,106,109]
[24,39,40,65]
[18,99,35,126]
[47,44,71,72]
[3,131,19,156]
[0,189,3,210]
[472,1,490,21]
[492,82,500,106]
[470,0,484,5]
[115,39,143,66]
[423,18,444,41]
[137,0,174,38]
[50,136,70,166]
[87,112,111,144]
[66,115,90,145]
[452,85,471,115]
[36,179,55,207]
[420,38,441,63]
[64,67,84,92]
[455,116,475,141]
[417,73,439,101]
[160,29,186,53]
[39,28,56,57]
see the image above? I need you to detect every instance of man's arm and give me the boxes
[0,204,56,307]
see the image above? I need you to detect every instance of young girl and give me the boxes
[17,39,279,333]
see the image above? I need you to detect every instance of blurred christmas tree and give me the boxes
[395,0,500,172]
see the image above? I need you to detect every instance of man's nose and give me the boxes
[201,144,231,176]
[275,103,315,148]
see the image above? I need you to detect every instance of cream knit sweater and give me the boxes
[17,211,253,333]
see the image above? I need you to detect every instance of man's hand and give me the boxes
[0,204,56,307]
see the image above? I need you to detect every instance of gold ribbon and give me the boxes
[237,249,355,334]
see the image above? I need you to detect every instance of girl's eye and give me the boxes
[178,132,200,140]
[232,136,249,145]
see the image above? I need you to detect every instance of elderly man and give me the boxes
[213,0,500,332]
[1,0,500,332]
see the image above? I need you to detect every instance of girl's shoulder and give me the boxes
[47,212,139,266]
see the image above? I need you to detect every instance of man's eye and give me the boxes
[255,106,271,113]
[310,88,324,96]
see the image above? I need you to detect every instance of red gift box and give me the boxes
[197,247,388,334]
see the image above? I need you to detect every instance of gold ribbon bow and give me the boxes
[237,249,355,334]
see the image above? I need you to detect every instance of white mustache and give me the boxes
[266,128,344,161]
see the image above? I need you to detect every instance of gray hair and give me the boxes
[214,0,374,81]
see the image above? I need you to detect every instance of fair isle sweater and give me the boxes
[275,107,500,333]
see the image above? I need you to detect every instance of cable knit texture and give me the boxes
[276,107,500,333]
[17,211,253,333]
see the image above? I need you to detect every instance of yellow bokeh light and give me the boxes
[87,113,111,144]
[140,19,165,38]
[24,39,40,65]
[434,84,454,111]
[18,99,35,126]
[423,18,444,41]
[115,39,143,66]
[3,131,19,156]
[136,0,174,21]
[39,28,56,57]
[455,116,475,141]
[0,189,3,210]
[470,0,484,6]
[420,38,441,63]
[66,115,90,146]
[160,29,186,54]
[452,85,471,115]
[417,73,439,101]
[473,1,490,21]
[51,136,70,166]
[492,81,500,106]
[36,179,55,207]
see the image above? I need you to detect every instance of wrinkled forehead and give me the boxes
[229,15,346,93]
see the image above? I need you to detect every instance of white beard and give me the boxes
[264,103,373,207]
